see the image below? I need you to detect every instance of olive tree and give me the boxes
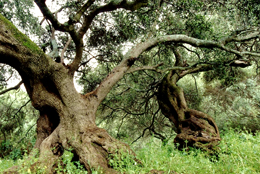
[0,0,259,173]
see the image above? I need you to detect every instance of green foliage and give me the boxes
[79,64,110,93]
[236,0,260,25]
[0,90,37,160]
[1,129,260,173]
[1,0,260,172]
[0,150,88,174]
[15,131,260,173]
[201,76,260,132]
[174,0,204,12]
[0,92,26,142]
[203,66,246,87]
[126,130,260,173]
[178,75,203,110]
[225,78,260,132]
[0,150,42,174]
[0,0,42,35]
[0,159,17,172]
[185,14,213,39]
[76,0,260,156]
[201,49,247,86]
[108,150,137,171]
[94,67,175,143]
[0,65,13,89]
[54,151,88,174]
[0,140,23,160]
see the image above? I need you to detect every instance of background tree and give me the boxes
[80,0,260,150]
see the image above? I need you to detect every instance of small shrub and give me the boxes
[55,150,88,174]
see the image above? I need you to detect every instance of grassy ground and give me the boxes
[1,129,260,174]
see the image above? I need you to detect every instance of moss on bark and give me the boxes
[0,14,43,54]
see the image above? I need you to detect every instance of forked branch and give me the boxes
[69,0,149,74]
[34,0,72,32]
[78,0,148,37]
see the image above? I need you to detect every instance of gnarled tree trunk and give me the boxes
[0,15,135,174]
[155,45,251,151]
[30,78,133,174]
[157,71,220,151]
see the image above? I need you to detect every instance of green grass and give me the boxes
[1,129,260,174]
[0,159,18,172]
[129,129,260,174]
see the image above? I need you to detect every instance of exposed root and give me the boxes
[157,74,221,152]
[174,114,221,151]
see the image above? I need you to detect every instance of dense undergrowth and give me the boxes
[0,128,259,174]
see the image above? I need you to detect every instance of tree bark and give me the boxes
[0,15,135,174]
[31,92,134,174]
[157,71,220,151]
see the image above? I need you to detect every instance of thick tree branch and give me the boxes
[69,0,148,75]
[0,81,23,95]
[172,46,184,66]
[34,0,81,46]
[48,27,59,59]
[179,59,251,78]
[126,63,164,73]
[126,64,197,74]
[40,4,72,25]
[78,0,149,37]
[234,31,260,42]
[36,0,148,76]
[60,37,72,63]
[94,33,259,104]
[127,34,260,58]
[0,14,47,71]
[221,31,260,44]
[34,0,71,32]
[68,40,84,74]
[69,0,96,24]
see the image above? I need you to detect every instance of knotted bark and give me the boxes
[5,74,136,174]
[0,15,136,173]
[157,72,220,151]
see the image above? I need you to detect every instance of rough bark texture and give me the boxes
[0,14,135,174]
[157,71,221,151]
[24,75,135,173]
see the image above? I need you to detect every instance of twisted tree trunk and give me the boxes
[0,15,135,174]
[157,71,220,151]
[30,78,133,174]
[5,58,134,174]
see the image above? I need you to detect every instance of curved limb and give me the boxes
[157,73,220,151]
